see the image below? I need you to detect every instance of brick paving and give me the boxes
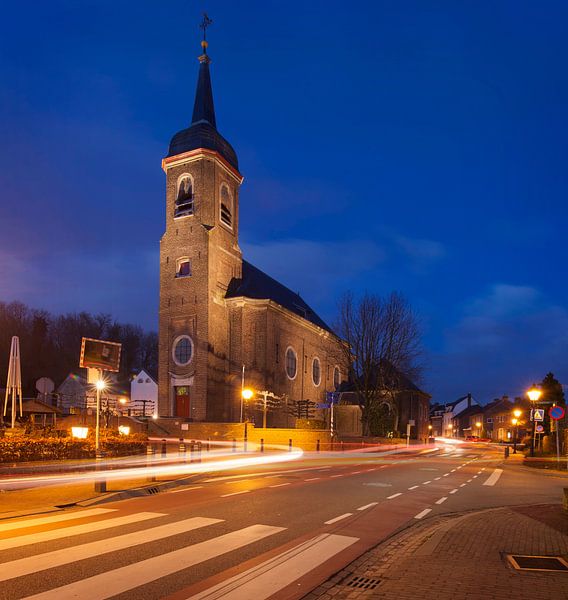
[305,504,568,599]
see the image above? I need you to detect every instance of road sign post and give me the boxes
[549,406,565,468]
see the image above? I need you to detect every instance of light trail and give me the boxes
[0,447,304,491]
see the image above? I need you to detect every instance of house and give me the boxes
[130,370,158,417]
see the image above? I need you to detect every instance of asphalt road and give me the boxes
[0,443,565,599]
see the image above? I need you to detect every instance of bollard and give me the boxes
[190,440,195,463]
[206,437,211,452]
[260,438,264,453]
[161,439,167,458]
[146,444,156,482]
[179,437,186,459]
[197,442,202,463]
[316,439,320,453]
[288,439,292,452]
[232,438,237,453]
[504,446,510,458]
[94,450,107,493]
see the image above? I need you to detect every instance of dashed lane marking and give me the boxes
[324,513,353,525]
[357,502,378,511]
[449,489,458,494]
[171,486,204,493]
[408,485,419,490]
[483,468,503,486]
[434,477,441,480]
[387,493,402,499]
[435,497,447,505]
[414,508,432,520]
[422,481,431,484]
[460,483,466,487]
[220,490,250,498]
[268,483,290,488]
[305,477,320,481]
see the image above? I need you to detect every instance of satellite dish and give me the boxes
[36,377,55,395]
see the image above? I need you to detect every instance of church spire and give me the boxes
[191,14,216,128]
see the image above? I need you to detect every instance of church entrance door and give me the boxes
[175,386,191,418]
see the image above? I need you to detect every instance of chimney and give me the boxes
[467,393,472,408]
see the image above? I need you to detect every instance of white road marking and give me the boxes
[268,483,290,488]
[185,533,358,600]
[24,524,285,600]
[414,508,432,520]
[0,512,163,551]
[387,493,402,499]
[443,473,450,477]
[422,481,431,485]
[330,474,343,478]
[227,480,250,484]
[351,471,362,474]
[202,466,323,482]
[0,517,222,583]
[460,483,466,487]
[483,468,503,486]
[304,477,320,481]
[467,479,472,482]
[434,477,441,480]
[408,485,419,490]
[171,486,204,493]
[435,497,448,504]
[477,470,483,474]
[357,502,378,511]
[473,475,478,479]
[220,490,250,497]
[450,469,456,472]
[449,489,458,494]
[0,508,116,533]
[324,513,352,525]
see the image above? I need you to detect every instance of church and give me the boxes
[158,34,348,423]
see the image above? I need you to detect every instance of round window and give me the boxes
[333,366,341,389]
[285,347,297,380]
[312,357,321,386]
[172,335,194,366]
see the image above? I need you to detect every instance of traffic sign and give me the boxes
[316,403,331,409]
[549,406,565,420]
[532,408,545,421]
[325,392,340,405]
[535,424,544,433]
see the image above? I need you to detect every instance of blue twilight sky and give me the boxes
[1,1,567,403]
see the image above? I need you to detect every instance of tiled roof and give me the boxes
[225,260,334,334]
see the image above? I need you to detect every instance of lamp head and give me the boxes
[241,388,254,400]
[527,387,541,402]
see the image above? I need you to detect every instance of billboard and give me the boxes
[80,337,122,372]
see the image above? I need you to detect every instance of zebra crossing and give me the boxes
[0,507,359,599]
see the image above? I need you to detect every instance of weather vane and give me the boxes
[200,13,213,42]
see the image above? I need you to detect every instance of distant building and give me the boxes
[130,370,158,417]
[56,372,128,416]
[433,394,480,437]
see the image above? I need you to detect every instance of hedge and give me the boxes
[0,433,148,463]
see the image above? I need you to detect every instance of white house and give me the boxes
[130,370,158,417]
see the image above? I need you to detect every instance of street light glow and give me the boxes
[241,388,254,400]
[96,379,106,391]
[527,387,541,402]
[513,409,522,418]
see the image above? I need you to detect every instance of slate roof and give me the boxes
[167,48,239,170]
[225,260,334,334]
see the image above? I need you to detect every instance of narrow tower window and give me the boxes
[220,184,232,228]
[312,357,321,387]
[175,258,191,278]
[285,347,297,380]
[175,175,194,218]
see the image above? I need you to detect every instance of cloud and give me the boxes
[242,238,385,304]
[394,234,445,263]
[0,247,158,329]
[429,283,568,402]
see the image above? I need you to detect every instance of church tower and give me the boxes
[158,30,243,421]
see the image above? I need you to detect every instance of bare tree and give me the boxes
[336,291,423,436]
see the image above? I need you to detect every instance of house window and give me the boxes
[285,347,297,380]
[486,417,493,423]
[175,175,194,218]
[312,357,321,386]
[176,258,191,278]
[220,184,232,228]
[333,366,341,389]
[172,335,194,366]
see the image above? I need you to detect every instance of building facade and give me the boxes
[158,38,347,422]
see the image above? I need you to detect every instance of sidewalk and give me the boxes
[305,504,568,600]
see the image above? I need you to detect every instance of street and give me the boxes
[0,443,566,599]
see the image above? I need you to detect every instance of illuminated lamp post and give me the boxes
[241,388,254,452]
[512,409,521,453]
[475,421,482,439]
[95,377,107,493]
[527,386,542,458]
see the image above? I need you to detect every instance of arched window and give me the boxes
[175,175,193,218]
[220,184,232,228]
[172,335,194,366]
[333,366,341,389]
[285,347,297,380]
[312,357,321,386]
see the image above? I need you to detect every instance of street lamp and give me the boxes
[94,377,107,493]
[511,418,518,453]
[475,421,482,438]
[448,423,453,437]
[241,388,254,423]
[527,386,542,457]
